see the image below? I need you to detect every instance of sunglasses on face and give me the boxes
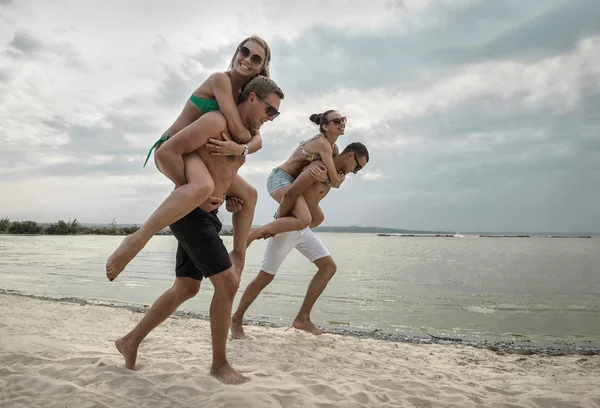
[353,154,363,172]
[258,96,280,118]
[238,46,263,65]
[328,117,347,126]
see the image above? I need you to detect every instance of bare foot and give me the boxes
[292,318,326,335]
[230,315,246,339]
[106,232,145,281]
[210,362,249,385]
[115,337,138,370]
[246,228,274,247]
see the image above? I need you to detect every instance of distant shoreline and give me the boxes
[1,217,597,237]
[1,230,598,238]
[376,233,596,238]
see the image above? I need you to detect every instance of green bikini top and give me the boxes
[190,94,219,113]
[142,95,220,167]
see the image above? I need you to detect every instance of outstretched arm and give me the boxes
[210,72,252,144]
[156,114,225,186]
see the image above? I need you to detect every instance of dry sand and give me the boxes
[1,293,599,407]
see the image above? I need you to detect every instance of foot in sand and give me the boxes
[115,336,138,370]
[210,362,249,385]
[106,232,145,281]
[230,315,246,339]
[292,318,326,335]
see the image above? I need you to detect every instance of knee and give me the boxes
[257,271,275,287]
[297,212,312,229]
[189,179,214,202]
[244,185,258,204]
[320,260,337,278]
[217,269,240,299]
[154,144,166,164]
[310,213,324,229]
[173,279,200,300]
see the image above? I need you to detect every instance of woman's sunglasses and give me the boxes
[238,46,263,65]
[329,117,347,126]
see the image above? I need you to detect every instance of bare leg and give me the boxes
[231,271,274,339]
[106,154,214,280]
[207,267,248,384]
[247,193,312,246]
[292,256,337,335]
[115,277,200,369]
[309,205,324,228]
[226,175,258,278]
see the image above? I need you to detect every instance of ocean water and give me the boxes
[1,234,599,344]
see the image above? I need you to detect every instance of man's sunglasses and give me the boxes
[328,117,347,126]
[258,96,280,118]
[238,46,263,65]
[353,154,363,172]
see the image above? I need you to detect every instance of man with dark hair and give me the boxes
[231,142,369,337]
[115,76,284,385]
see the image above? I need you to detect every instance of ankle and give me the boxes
[211,359,230,371]
[124,332,144,347]
[294,314,310,323]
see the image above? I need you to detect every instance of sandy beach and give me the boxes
[1,293,599,408]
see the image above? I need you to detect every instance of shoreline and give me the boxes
[3,289,598,357]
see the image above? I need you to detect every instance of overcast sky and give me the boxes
[1,0,599,233]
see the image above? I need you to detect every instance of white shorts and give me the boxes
[261,227,330,275]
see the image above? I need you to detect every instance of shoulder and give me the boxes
[209,72,232,87]
[311,136,332,150]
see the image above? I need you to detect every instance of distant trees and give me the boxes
[0,217,10,232]
[45,218,80,235]
[0,217,141,235]
[7,220,43,234]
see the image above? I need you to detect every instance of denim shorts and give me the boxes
[266,168,295,195]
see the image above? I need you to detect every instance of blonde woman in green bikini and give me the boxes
[246,110,348,246]
[106,36,276,281]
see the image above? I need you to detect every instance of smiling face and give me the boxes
[322,111,347,136]
[237,75,284,130]
[247,91,282,129]
[232,40,266,78]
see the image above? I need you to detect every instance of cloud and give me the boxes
[8,31,42,54]
[4,30,84,69]
[361,172,383,180]
[0,0,599,233]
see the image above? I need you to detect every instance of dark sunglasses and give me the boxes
[329,117,347,126]
[353,154,363,172]
[258,96,280,118]
[238,46,263,65]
